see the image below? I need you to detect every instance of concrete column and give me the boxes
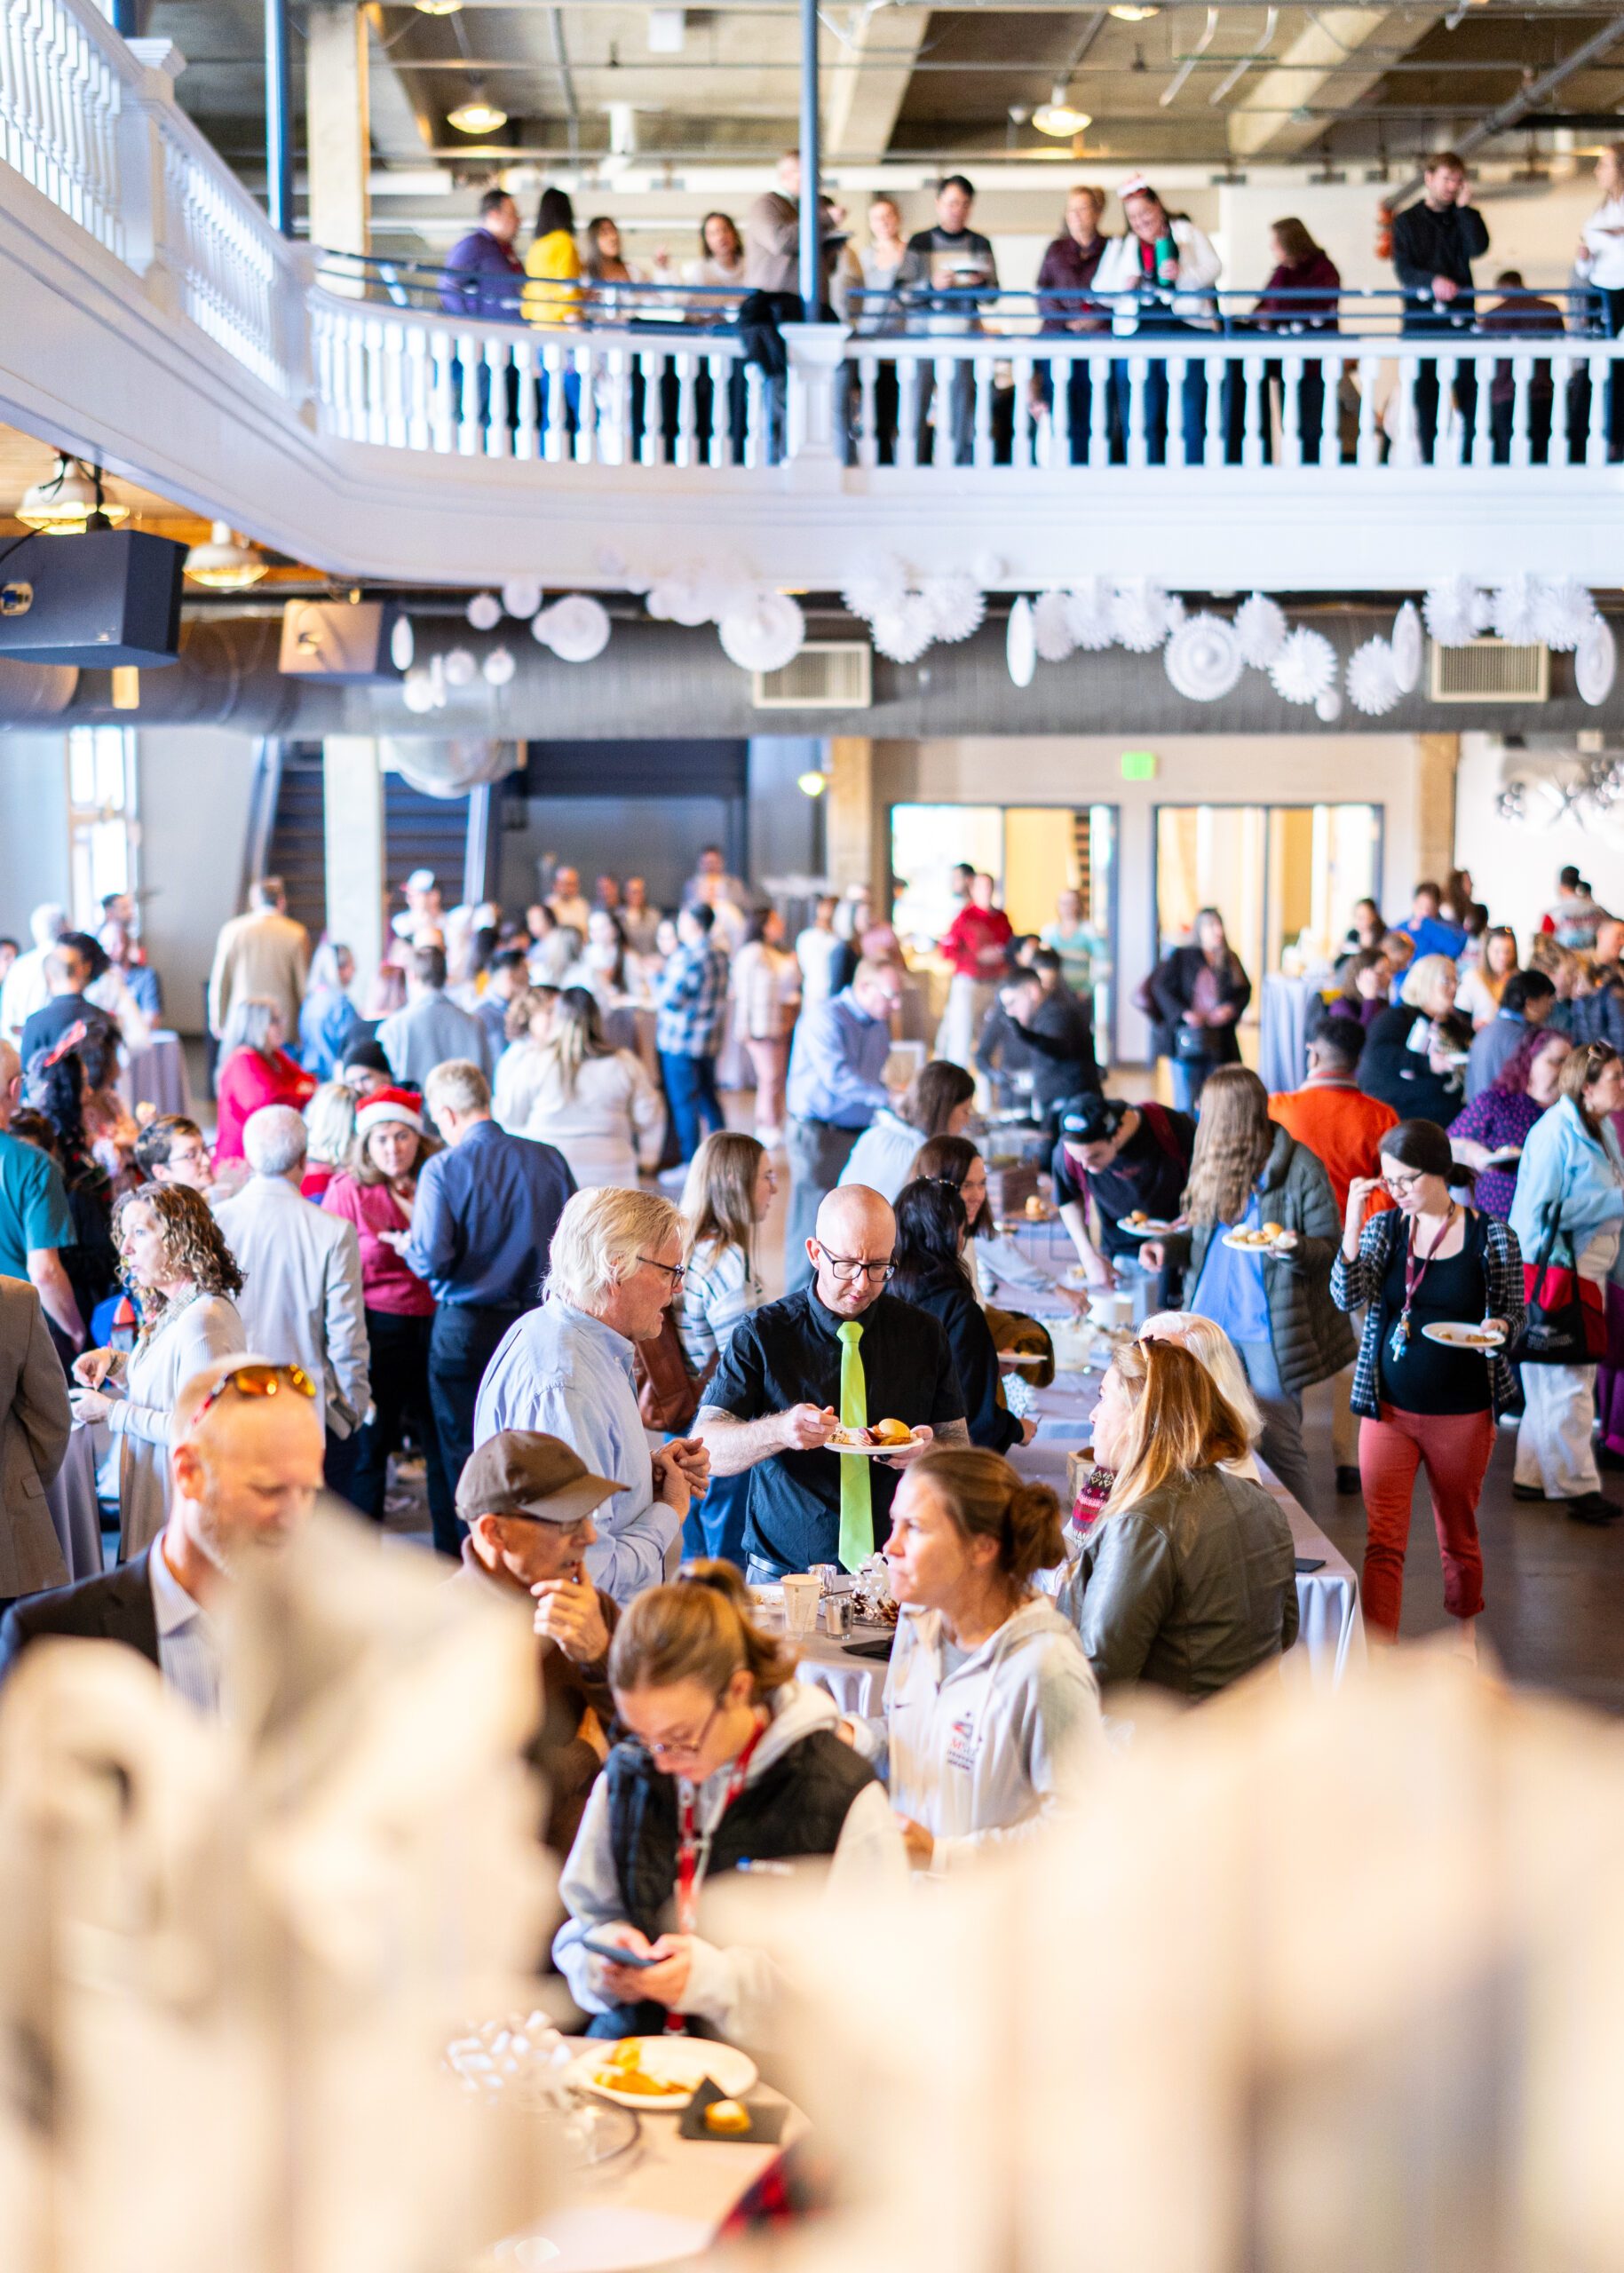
[323,736,386,1001]
[1414,731,1460,891]
[827,736,876,902]
[305,4,369,286]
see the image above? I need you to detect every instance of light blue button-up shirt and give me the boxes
[148,1538,221,1715]
[786,986,892,1129]
[471,1299,680,1604]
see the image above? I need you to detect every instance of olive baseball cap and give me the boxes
[455,1430,622,1526]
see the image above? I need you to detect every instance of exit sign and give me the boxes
[1121,749,1158,780]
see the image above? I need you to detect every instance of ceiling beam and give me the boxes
[821,3,932,162]
[1224,6,1417,158]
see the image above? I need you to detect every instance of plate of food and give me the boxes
[1115,1214,1176,1238]
[1222,1223,1295,1254]
[566,2035,758,2112]
[828,1419,925,1454]
[1481,1146,1524,1169]
[1421,1321,1507,1350]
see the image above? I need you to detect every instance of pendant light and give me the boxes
[15,456,130,534]
[183,521,269,590]
[448,83,508,134]
[1032,85,1092,137]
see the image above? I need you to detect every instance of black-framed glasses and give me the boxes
[630,1695,724,1761]
[638,1254,686,1287]
[817,1246,896,1283]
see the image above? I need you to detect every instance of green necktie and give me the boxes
[836,1319,873,1573]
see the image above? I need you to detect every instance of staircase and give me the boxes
[384,775,473,912]
[256,748,474,948]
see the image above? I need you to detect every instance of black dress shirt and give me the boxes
[893,1264,1021,1454]
[706,1286,965,1572]
[1390,201,1491,329]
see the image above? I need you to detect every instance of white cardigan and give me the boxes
[1092,217,1223,333]
[523,1049,665,1188]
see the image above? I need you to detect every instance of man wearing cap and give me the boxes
[1052,1095,1194,1297]
[454,1430,622,1857]
[394,868,444,947]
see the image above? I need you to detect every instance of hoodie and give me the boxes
[553,1678,904,2043]
[850,1596,1103,1869]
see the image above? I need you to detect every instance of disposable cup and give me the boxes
[781,1574,821,1637]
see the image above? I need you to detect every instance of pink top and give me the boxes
[321,1171,435,1316]
[213,1046,317,1160]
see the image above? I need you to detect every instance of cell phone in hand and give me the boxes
[581,1932,661,1970]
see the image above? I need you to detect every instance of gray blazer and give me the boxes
[0,1272,72,1597]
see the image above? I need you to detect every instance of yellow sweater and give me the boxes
[524,229,582,328]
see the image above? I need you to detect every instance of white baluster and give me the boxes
[574,344,595,463]
[1012,352,1033,471]
[858,354,878,470]
[1392,354,1419,468]
[1090,351,1109,463]
[1319,348,1338,465]
[429,328,454,453]
[1280,350,1302,469]
[1437,353,1462,465]
[898,358,919,470]
[1550,347,1572,467]
[514,335,537,462]
[676,351,696,469]
[1507,353,1530,469]
[456,332,479,454]
[1240,352,1263,467]
[1127,355,1147,469]
[1356,354,1379,466]
[636,352,655,465]
[1166,353,1188,470]
[481,339,508,457]
[1471,349,1493,465]
[1588,352,1609,465]
[969,354,990,468]
[382,319,405,447]
[931,352,953,467]
[1205,352,1224,466]
[743,361,763,470]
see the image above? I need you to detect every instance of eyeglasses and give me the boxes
[817,1246,896,1283]
[1382,1171,1423,1194]
[193,1363,316,1422]
[631,1695,724,1762]
[638,1254,685,1287]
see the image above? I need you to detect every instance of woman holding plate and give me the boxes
[1332,1120,1525,1641]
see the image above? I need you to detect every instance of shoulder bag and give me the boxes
[1509,1206,1608,1366]
[632,1308,718,1433]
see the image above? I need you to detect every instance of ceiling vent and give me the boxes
[1430,637,1549,704]
[752,641,872,711]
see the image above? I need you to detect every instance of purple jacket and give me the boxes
[439,227,524,322]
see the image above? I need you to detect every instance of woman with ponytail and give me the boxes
[1076,1338,1298,1696]
[846,1448,1102,1869]
[1333,1118,1524,1637]
[552,1558,901,2041]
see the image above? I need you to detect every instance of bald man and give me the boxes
[695,1185,968,1580]
[0,1355,327,1709]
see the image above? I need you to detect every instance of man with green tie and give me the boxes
[695,1185,969,1581]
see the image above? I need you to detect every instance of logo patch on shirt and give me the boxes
[946,1711,978,1775]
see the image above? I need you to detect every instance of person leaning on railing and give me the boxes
[1239,218,1342,464]
[1389,151,1491,463]
[1091,174,1223,465]
[1031,185,1114,464]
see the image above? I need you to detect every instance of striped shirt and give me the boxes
[678,1237,764,1371]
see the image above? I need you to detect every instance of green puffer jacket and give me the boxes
[1162,1122,1356,1393]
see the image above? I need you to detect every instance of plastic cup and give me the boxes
[781,1574,821,1637]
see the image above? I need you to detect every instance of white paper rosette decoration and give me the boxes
[1577,615,1617,707]
[1535,577,1597,653]
[870,592,936,665]
[1164,613,1244,702]
[1422,579,1481,649]
[481,646,516,687]
[1033,591,1078,663]
[1268,627,1338,707]
[1489,575,1541,647]
[465,590,502,632]
[442,646,478,689]
[1007,597,1037,688]
[1110,579,1175,653]
[973,550,1006,587]
[390,615,415,672]
[535,594,612,663]
[501,577,543,621]
[718,591,805,675]
[401,668,436,714]
[842,555,908,623]
[1390,601,1423,693]
[1235,592,1287,669]
[1065,577,1114,652]
[920,573,985,645]
[1315,688,1343,722]
[1346,637,1402,717]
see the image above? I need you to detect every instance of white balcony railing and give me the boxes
[2,0,1623,592]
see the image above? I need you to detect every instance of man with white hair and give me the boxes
[0,904,67,1044]
[212,1105,369,1501]
[0,1354,326,1707]
[473,1186,708,1604]
[207,875,310,1040]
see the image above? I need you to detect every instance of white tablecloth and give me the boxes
[119,1029,190,1118]
[44,1423,104,1582]
[1257,974,1315,1097]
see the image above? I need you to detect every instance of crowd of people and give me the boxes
[0,834,1617,2045]
[432,146,1624,467]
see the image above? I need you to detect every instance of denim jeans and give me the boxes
[427,1303,521,1554]
[683,1465,750,1571]
[659,1050,724,1165]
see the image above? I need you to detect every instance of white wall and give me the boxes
[136,730,260,1036]
[0,735,69,942]
[1453,731,1624,952]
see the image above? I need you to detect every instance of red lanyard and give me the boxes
[668,1713,767,2035]
[1390,1205,1457,1358]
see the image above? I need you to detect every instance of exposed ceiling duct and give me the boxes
[9,610,1620,739]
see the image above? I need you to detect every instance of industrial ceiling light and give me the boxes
[183,520,269,590]
[414,0,462,12]
[448,83,508,134]
[1033,84,1092,136]
[1109,5,1160,20]
[15,455,129,534]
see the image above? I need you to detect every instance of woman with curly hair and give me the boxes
[67,1182,246,1558]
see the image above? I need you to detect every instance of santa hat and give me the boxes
[1117,172,1154,201]
[354,1086,425,1142]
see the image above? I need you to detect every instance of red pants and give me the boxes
[1359,1403,1495,1634]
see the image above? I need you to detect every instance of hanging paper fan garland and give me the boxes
[1033,591,1078,663]
[466,590,502,632]
[442,646,478,689]
[920,573,985,645]
[1065,577,1114,652]
[535,594,613,663]
[1234,591,1287,669]
[390,615,415,672]
[1268,627,1338,706]
[718,591,805,675]
[1007,598,1037,688]
[871,593,936,665]
[482,646,516,687]
[1535,577,1597,653]
[1346,637,1402,717]
[1422,579,1479,649]
[1489,575,1541,647]
[1315,688,1343,722]
[1390,601,1423,693]
[402,668,436,714]
[842,555,908,622]
[1110,580,1174,653]
[1576,615,1617,707]
[501,578,543,621]
[1164,614,1244,702]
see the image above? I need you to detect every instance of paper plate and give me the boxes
[828,1429,928,1456]
[1115,1216,1175,1237]
[1421,1322,1506,1350]
[565,2037,758,2112]
[1221,1231,1290,1255]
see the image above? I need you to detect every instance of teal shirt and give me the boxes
[1042,921,1107,995]
[0,1130,73,1279]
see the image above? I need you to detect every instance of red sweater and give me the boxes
[940,904,1014,979]
[321,1171,435,1316]
[214,1046,317,1160]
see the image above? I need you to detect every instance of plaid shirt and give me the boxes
[655,941,729,1057]
[1331,1206,1525,1420]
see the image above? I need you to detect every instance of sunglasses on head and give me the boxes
[193,1362,316,1424]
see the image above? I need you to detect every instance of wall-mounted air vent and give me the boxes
[1430,638,1549,703]
[752,641,872,710]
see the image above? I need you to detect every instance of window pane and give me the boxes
[67,728,97,809]
[891,804,1003,947]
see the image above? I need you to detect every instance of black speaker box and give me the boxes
[0,529,185,667]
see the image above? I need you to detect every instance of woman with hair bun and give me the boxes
[1333,1117,1525,1636]
[1076,1338,1298,1697]
[552,1558,900,2040]
[846,1447,1102,1869]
